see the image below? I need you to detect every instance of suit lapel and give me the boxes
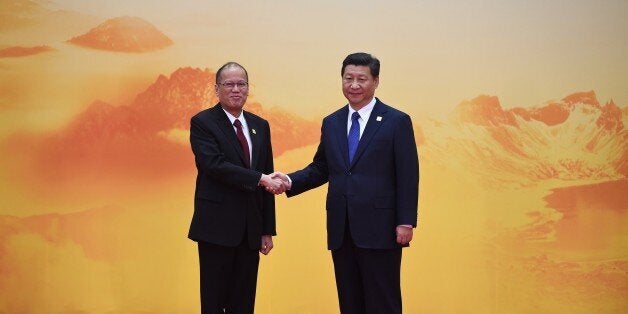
[333,107,350,169]
[350,100,387,168]
[244,111,261,170]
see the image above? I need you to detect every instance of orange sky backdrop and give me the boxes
[0,0,626,313]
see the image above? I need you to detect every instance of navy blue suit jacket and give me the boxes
[188,103,276,249]
[287,99,419,250]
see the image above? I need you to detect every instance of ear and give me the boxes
[374,77,379,88]
[214,84,219,96]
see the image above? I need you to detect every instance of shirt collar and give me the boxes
[223,109,247,127]
[348,97,376,120]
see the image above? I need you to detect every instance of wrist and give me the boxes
[258,174,268,186]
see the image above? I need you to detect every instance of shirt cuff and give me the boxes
[286,175,292,190]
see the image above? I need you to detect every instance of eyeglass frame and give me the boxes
[217,81,249,89]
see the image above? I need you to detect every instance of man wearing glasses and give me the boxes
[188,62,283,313]
[273,53,419,313]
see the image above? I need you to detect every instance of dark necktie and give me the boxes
[233,119,250,168]
[348,112,360,163]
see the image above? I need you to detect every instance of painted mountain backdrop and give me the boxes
[2,67,321,184]
[421,91,626,187]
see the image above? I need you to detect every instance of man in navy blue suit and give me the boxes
[272,52,419,314]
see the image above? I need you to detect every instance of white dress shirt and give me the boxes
[346,97,376,138]
[223,109,253,166]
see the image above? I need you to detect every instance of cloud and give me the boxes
[0,45,54,58]
[68,16,173,53]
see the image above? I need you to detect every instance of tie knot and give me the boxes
[352,112,360,122]
[233,119,242,128]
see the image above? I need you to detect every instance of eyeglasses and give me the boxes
[218,81,249,89]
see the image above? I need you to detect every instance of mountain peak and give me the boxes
[510,102,571,126]
[68,16,172,52]
[132,67,215,131]
[562,91,600,108]
[507,91,611,127]
[453,95,517,127]
[597,100,624,132]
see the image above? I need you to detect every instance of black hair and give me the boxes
[341,52,380,78]
[216,62,248,83]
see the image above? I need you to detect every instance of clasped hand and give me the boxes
[259,172,291,195]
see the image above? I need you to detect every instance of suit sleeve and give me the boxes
[190,115,262,192]
[286,125,329,196]
[394,114,419,226]
[260,121,277,235]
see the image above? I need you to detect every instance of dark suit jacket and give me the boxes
[188,103,276,249]
[287,98,418,250]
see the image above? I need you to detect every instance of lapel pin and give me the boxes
[376,116,382,122]
[252,129,256,134]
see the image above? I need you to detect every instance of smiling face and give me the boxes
[342,64,379,110]
[215,66,249,117]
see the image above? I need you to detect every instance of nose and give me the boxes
[350,81,360,89]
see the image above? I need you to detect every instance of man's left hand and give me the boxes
[260,235,274,255]
[396,225,413,245]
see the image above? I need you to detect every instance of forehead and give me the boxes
[343,65,372,77]
[219,67,247,81]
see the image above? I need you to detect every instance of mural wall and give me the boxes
[1,1,626,313]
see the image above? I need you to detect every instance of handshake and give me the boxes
[259,172,291,195]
